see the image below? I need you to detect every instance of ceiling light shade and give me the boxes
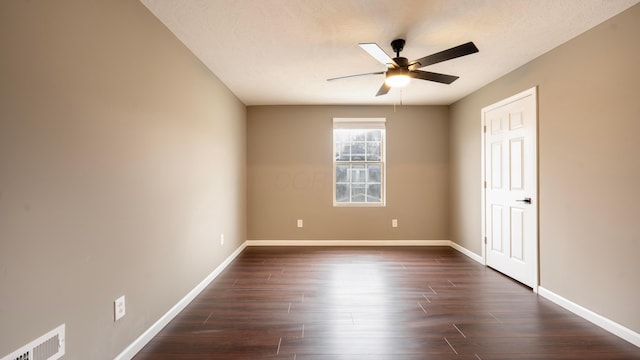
[385,74,410,87]
[385,68,411,87]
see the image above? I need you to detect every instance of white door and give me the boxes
[482,87,537,289]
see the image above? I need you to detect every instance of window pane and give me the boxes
[367,164,381,183]
[367,130,381,141]
[335,130,350,142]
[336,184,349,203]
[351,142,365,161]
[333,122,385,205]
[352,184,365,202]
[367,184,381,202]
[366,142,381,161]
[336,143,350,161]
[336,165,349,183]
[351,165,366,183]
[351,130,366,141]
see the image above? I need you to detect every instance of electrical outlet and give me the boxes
[114,295,126,321]
[392,219,398,228]
[220,233,224,245]
[297,219,303,228]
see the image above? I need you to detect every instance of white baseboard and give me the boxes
[245,239,451,246]
[114,241,248,360]
[246,240,485,264]
[538,287,640,348]
[448,241,484,264]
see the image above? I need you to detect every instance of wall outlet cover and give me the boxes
[114,295,126,321]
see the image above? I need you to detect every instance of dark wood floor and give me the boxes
[133,247,640,359]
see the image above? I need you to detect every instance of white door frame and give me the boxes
[480,86,539,292]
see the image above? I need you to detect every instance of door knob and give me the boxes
[516,197,532,204]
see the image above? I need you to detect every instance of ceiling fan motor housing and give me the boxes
[386,66,409,78]
[391,57,409,68]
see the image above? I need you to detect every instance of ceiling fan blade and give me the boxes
[327,71,385,82]
[376,82,391,96]
[359,43,397,66]
[410,70,459,84]
[410,42,479,69]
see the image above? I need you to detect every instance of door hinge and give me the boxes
[484,236,487,244]
[483,125,487,133]
[484,181,487,188]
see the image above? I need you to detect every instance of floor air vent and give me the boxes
[1,324,65,360]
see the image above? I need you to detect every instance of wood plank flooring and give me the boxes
[133,247,640,359]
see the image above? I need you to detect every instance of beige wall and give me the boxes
[248,105,449,241]
[450,4,640,332]
[0,1,246,359]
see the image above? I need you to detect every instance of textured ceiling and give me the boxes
[140,0,639,105]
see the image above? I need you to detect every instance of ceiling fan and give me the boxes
[327,39,479,96]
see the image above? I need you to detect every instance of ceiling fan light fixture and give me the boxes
[385,74,411,87]
[385,69,411,87]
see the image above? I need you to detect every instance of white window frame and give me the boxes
[333,117,386,207]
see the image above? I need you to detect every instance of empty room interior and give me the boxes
[1,1,639,359]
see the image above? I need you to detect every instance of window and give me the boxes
[333,118,386,206]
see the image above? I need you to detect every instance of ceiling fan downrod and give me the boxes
[390,39,406,58]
